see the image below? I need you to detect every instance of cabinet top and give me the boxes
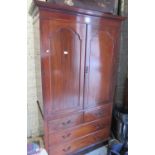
[29,0,126,21]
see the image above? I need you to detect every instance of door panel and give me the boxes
[41,20,86,115]
[84,24,116,108]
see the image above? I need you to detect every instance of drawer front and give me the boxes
[48,113,83,132]
[84,104,112,122]
[49,128,110,155]
[49,117,111,145]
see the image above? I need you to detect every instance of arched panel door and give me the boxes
[41,20,86,115]
[84,24,117,108]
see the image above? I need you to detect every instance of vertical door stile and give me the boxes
[83,24,89,109]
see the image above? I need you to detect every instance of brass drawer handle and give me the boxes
[62,146,71,152]
[95,111,103,117]
[62,120,71,126]
[94,124,103,130]
[62,133,71,139]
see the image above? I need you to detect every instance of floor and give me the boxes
[27,137,108,155]
[85,146,107,155]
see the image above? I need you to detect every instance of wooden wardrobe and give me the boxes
[30,0,125,154]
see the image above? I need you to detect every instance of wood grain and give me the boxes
[49,128,110,155]
[30,0,125,154]
[49,117,111,145]
[84,104,112,122]
[48,112,83,132]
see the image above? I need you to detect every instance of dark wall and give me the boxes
[115,0,128,106]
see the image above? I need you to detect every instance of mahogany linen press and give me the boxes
[29,0,125,154]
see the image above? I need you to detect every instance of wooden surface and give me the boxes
[48,112,83,132]
[84,25,117,108]
[49,129,109,155]
[30,0,125,154]
[84,104,112,122]
[49,117,110,145]
[41,20,86,115]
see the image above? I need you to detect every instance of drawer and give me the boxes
[49,117,111,145]
[48,113,83,132]
[84,104,112,122]
[49,128,110,155]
